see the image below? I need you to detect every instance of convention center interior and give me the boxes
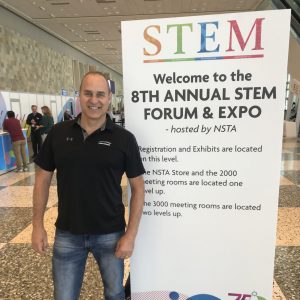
[0,0,299,299]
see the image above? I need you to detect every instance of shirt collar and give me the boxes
[73,113,114,132]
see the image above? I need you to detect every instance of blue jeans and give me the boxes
[53,229,125,300]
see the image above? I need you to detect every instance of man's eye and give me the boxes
[96,92,105,98]
[84,92,92,96]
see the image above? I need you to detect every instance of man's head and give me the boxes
[79,71,112,122]
[7,111,15,118]
[31,105,37,113]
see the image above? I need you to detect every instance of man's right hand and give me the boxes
[32,226,49,255]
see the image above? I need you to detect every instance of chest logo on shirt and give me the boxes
[98,141,111,146]
[66,137,74,142]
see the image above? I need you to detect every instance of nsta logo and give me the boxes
[168,291,266,300]
[143,18,264,63]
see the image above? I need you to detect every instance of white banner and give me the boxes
[122,10,290,300]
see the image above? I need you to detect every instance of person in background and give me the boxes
[26,105,42,158]
[3,111,28,172]
[32,71,145,300]
[63,108,73,121]
[120,110,125,127]
[40,106,54,143]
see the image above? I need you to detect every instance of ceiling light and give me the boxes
[39,6,46,11]
[95,0,116,3]
[50,13,55,17]
[50,2,70,5]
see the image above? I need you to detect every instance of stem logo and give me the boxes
[143,17,264,63]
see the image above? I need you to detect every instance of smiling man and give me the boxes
[32,71,145,300]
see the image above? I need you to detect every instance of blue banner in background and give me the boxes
[0,92,7,128]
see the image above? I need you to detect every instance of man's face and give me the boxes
[31,106,37,113]
[79,74,111,121]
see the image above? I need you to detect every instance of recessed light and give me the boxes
[39,6,46,11]
[50,13,55,17]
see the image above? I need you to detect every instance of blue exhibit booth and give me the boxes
[0,129,29,174]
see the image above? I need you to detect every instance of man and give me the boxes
[3,110,28,172]
[31,71,145,300]
[26,105,42,158]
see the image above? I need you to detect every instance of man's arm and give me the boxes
[31,168,53,255]
[2,120,7,131]
[115,175,145,259]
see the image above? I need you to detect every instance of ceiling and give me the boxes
[0,0,267,74]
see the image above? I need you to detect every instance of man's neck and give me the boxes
[80,114,106,135]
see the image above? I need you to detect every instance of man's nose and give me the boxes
[90,94,99,103]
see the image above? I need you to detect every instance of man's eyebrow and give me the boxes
[83,89,106,94]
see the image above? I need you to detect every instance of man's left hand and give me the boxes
[115,234,135,259]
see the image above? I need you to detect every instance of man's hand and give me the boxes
[32,226,49,255]
[32,168,53,255]
[115,234,135,259]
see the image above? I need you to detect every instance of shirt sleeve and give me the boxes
[3,119,7,130]
[34,127,56,172]
[125,133,145,178]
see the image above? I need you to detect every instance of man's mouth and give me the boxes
[88,105,101,110]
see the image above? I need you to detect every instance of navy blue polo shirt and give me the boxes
[35,115,145,234]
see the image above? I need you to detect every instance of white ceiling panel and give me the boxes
[0,0,266,74]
